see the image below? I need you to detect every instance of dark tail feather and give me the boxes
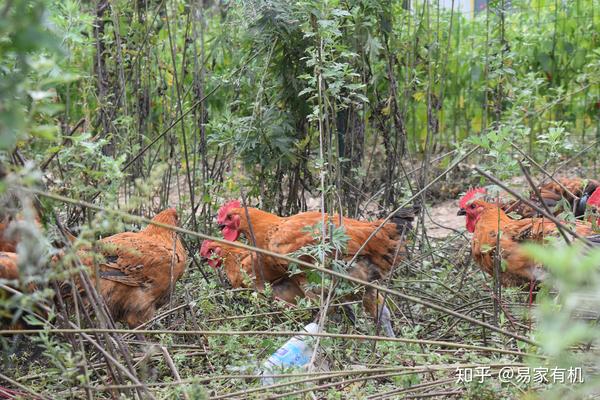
[575,194,589,218]
[572,181,598,218]
[542,198,558,208]
[586,235,600,246]
[390,206,418,235]
[584,180,600,196]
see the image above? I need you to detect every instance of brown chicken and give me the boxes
[0,193,42,252]
[0,252,43,329]
[0,213,41,252]
[61,208,187,328]
[458,188,597,287]
[0,252,18,281]
[0,217,16,252]
[216,200,415,336]
[501,177,600,218]
[200,240,305,305]
[0,252,20,328]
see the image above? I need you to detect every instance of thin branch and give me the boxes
[0,328,541,358]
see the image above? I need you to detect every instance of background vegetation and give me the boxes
[1,0,599,398]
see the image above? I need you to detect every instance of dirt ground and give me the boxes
[424,199,465,238]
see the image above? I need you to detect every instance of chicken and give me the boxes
[0,252,43,329]
[0,213,41,252]
[500,177,600,218]
[1,252,27,329]
[0,252,18,281]
[0,217,16,252]
[0,195,41,252]
[200,240,305,305]
[216,200,415,336]
[60,208,187,328]
[458,188,597,286]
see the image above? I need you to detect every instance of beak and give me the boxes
[218,224,225,230]
[457,209,466,216]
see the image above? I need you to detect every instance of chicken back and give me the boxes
[63,208,187,328]
[500,177,600,218]
[458,188,597,286]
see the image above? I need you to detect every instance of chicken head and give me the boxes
[200,240,223,269]
[217,200,242,241]
[458,188,487,233]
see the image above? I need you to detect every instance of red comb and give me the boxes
[200,240,214,257]
[588,187,600,208]
[217,200,241,224]
[459,188,486,209]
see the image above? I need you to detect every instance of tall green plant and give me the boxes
[0,0,65,152]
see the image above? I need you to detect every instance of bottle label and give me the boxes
[267,341,310,368]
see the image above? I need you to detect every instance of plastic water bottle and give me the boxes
[261,322,320,386]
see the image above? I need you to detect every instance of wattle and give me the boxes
[222,226,239,241]
[466,219,476,233]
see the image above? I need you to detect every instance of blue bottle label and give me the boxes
[269,341,309,368]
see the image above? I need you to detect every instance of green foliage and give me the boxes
[0,0,68,152]
[53,132,126,199]
[35,331,90,391]
[292,221,350,263]
[290,221,352,294]
[524,244,600,399]
[2,0,600,397]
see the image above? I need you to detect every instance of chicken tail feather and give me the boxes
[390,206,418,235]
[575,193,589,217]
[585,235,600,246]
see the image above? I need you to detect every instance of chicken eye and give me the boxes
[470,204,476,209]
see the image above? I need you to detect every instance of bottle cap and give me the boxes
[303,322,320,334]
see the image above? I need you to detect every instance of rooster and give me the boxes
[458,188,597,287]
[216,200,415,336]
[501,177,600,218]
[60,208,187,328]
[200,240,305,305]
